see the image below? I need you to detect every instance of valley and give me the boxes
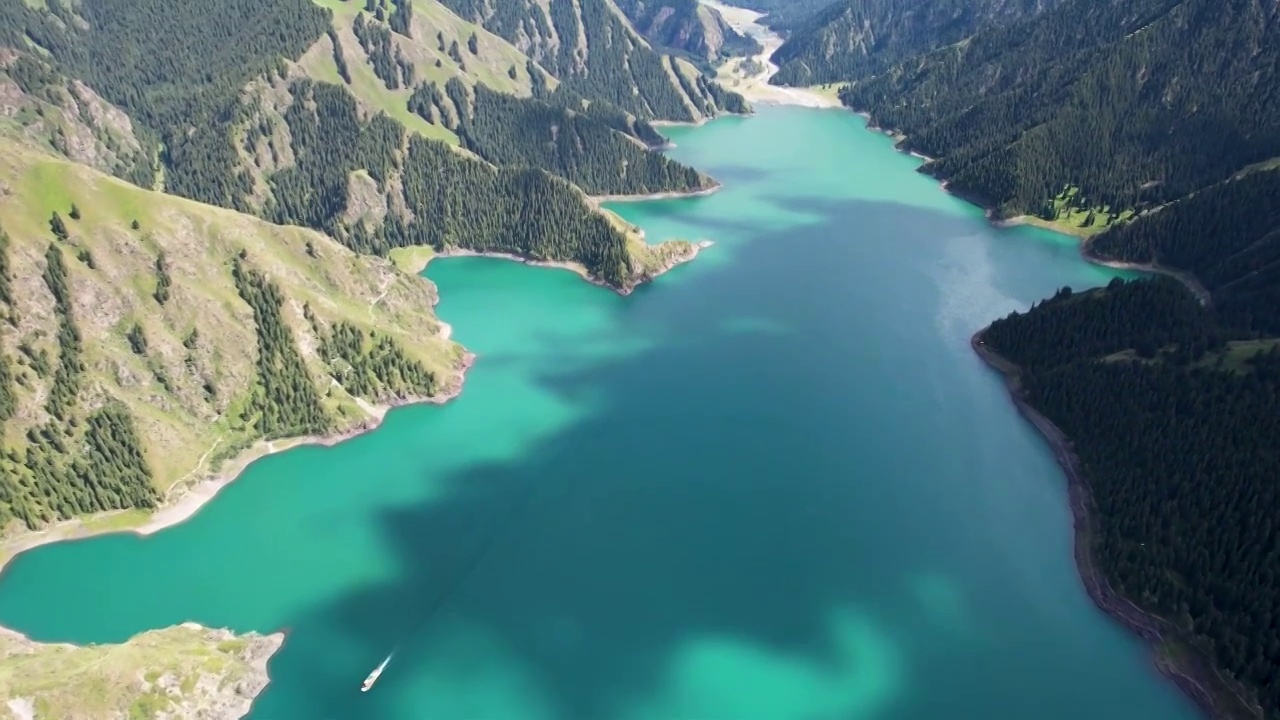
[0,0,1275,717]
[700,0,841,108]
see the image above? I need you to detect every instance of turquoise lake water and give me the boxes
[0,105,1197,719]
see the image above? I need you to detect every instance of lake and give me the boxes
[0,104,1197,720]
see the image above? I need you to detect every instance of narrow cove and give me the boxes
[0,105,1199,719]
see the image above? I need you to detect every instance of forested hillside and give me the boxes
[0,0,732,289]
[768,0,1060,86]
[980,279,1280,718]
[837,0,1280,222]
[729,0,833,34]
[0,0,330,209]
[613,0,760,61]
[0,143,460,530]
[1089,166,1280,336]
[409,79,714,195]
[433,0,747,120]
[258,77,644,284]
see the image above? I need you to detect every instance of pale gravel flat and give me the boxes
[700,0,843,109]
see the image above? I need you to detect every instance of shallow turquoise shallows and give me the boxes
[0,105,1197,720]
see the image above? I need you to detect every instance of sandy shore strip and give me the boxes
[422,247,593,280]
[700,0,842,109]
[650,116,717,129]
[971,332,1263,720]
[1079,241,1212,306]
[0,352,475,574]
[590,183,722,204]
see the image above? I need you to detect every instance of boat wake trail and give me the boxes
[365,469,552,692]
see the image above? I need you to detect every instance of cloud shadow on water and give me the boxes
[245,194,1139,720]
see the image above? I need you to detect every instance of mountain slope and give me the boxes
[298,0,556,146]
[0,140,462,528]
[769,0,1060,86]
[0,50,150,185]
[1,0,706,288]
[438,80,714,194]
[295,0,722,194]
[0,0,332,210]
[978,276,1279,720]
[613,0,761,61]
[433,0,747,120]
[841,0,1280,221]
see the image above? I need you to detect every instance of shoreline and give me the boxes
[651,115,718,129]
[628,239,714,292]
[590,181,722,204]
[0,232,708,560]
[852,106,1213,305]
[421,241,713,297]
[988,217,1212,306]
[1079,239,1213,307]
[0,351,477,575]
[850,90,1247,719]
[971,332,1262,720]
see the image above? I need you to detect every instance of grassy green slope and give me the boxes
[299,0,560,146]
[0,624,282,720]
[0,141,461,501]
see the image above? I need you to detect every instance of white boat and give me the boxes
[362,657,390,693]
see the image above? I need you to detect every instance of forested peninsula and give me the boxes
[762,0,1279,716]
[0,0,748,712]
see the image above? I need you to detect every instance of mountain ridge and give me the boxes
[767,0,1062,87]
[613,0,762,62]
